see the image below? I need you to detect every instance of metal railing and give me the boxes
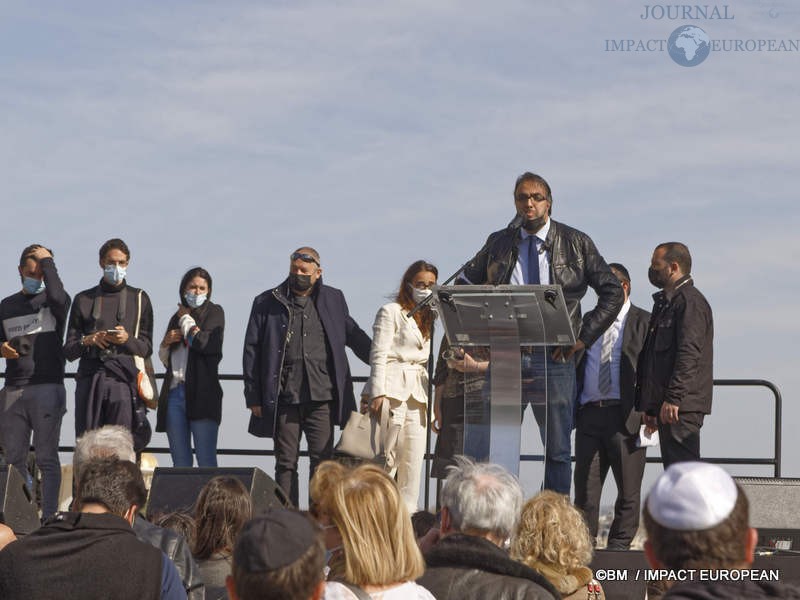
[31,373,781,479]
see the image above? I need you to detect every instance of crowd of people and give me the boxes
[3,425,794,599]
[1,170,765,598]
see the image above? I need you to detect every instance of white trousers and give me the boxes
[385,396,427,513]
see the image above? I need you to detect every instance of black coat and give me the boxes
[418,534,560,600]
[663,579,800,599]
[460,220,624,349]
[577,303,650,435]
[635,276,713,415]
[242,277,371,438]
[156,301,225,430]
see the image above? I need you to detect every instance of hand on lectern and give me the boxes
[551,340,585,363]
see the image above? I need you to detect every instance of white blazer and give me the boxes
[365,302,430,402]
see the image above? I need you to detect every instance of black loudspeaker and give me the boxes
[0,465,40,535]
[590,549,800,599]
[590,549,649,600]
[146,467,290,520]
[734,477,800,550]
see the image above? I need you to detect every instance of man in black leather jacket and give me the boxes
[459,172,623,493]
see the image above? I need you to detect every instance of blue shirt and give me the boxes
[510,220,551,285]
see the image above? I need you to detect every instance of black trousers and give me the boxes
[659,411,704,468]
[574,404,646,550]
[274,401,333,506]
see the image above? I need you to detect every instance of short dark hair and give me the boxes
[75,458,147,518]
[411,510,438,539]
[155,511,197,549]
[18,244,53,267]
[179,267,213,302]
[98,238,130,261]
[231,521,325,600]
[514,172,553,217]
[608,262,631,294]
[643,484,750,570]
[656,242,692,275]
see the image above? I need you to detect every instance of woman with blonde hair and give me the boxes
[309,460,349,581]
[321,463,435,599]
[511,490,605,600]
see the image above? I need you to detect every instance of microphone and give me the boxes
[507,214,524,231]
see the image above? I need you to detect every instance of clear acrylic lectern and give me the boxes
[432,284,575,476]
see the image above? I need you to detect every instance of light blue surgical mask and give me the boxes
[103,264,126,285]
[22,276,45,295]
[184,292,207,308]
[324,545,343,566]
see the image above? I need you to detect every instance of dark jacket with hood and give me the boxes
[418,533,560,600]
[243,276,371,438]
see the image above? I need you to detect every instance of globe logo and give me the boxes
[668,25,711,67]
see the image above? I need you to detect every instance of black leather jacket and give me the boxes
[418,534,559,600]
[134,515,204,600]
[460,220,623,348]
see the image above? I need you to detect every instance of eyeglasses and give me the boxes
[413,281,436,290]
[515,193,548,203]
[291,252,320,266]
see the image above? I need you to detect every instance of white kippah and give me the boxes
[646,462,738,531]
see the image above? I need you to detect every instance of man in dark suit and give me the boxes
[243,247,371,506]
[574,263,650,550]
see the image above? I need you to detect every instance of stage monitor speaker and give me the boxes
[146,467,290,520]
[591,549,648,600]
[734,477,800,550]
[0,465,40,535]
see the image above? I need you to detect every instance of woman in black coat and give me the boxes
[156,267,224,467]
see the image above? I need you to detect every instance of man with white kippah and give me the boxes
[643,462,800,598]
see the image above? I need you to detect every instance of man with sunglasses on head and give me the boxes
[459,173,623,495]
[243,247,371,506]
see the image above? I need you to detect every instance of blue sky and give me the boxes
[2,1,798,503]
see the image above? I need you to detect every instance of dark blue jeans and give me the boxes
[521,350,576,495]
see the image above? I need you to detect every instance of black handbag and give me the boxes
[131,396,152,452]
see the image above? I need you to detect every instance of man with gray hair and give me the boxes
[417,456,558,599]
[74,425,204,600]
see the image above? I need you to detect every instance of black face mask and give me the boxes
[648,267,669,289]
[523,215,547,233]
[289,273,314,292]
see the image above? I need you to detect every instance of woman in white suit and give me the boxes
[364,260,438,512]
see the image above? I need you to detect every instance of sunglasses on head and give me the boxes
[291,252,320,266]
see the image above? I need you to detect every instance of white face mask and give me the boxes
[410,286,433,304]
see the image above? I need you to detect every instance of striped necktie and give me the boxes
[598,329,617,396]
